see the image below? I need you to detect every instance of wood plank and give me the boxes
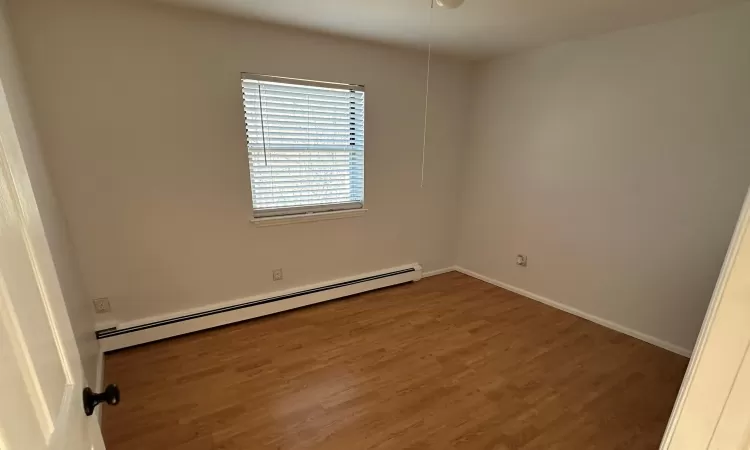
[102,272,688,449]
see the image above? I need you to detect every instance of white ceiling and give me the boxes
[159,0,744,58]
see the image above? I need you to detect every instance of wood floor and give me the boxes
[102,272,688,449]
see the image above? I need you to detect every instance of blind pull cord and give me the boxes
[257,84,268,166]
[421,0,434,189]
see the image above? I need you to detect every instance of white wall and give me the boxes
[458,2,750,353]
[0,2,99,383]
[7,0,470,324]
[8,0,747,355]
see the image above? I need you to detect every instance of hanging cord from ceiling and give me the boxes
[421,0,464,188]
[420,0,434,189]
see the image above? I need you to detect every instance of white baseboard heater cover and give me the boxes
[97,264,422,351]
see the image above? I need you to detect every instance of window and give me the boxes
[241,74,365,219]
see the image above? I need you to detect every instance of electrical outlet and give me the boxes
[272,269,283,281]
[92,298,111,314]
[516,254,528,267]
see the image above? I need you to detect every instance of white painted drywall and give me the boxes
[0,2,99,383]
[457,2,750,352]
[7,0,470,324]
[157,0,744,58]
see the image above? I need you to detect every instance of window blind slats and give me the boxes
[250,166,365,171]
[242,76,365,216]
[248,153,364,161]
[245,137,364,144]
[247,143,364,148]
[245,127,364,135]
[244,105,365,117]
[247,129,361,137]
[243,96,364,107]
[253,196,355,205]
[252,179,364,186]
[247,171,365,178]
[246,126,363,134]
[253,191,358,200]
[243,94,363,106]
[245,119,363,127]
[247,150,364,154]
[253,185,359,194]
[243,101,363,113]
[245,112,363,123]
[248,149,364,154]
[247,165,362,172]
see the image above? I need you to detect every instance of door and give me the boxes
[0,5,106,450]
[661,187,750,449]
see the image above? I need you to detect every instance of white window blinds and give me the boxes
[241,74,365,218]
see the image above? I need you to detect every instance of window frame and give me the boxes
[241,73,366,220]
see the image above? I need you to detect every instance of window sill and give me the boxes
[250,209,368,227]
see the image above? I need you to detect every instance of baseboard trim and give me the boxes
[454,266,692,358]
[422,266,457,278]
[98,264,422,352]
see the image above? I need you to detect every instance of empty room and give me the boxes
[1,0,749,448]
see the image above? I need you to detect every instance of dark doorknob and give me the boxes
[82,384,120,416]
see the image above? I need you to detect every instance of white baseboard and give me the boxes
[94,319,118,332]
[96,262,690,357]
[454,266,692,358]
[422,266,457,278]
[98,264,422,352]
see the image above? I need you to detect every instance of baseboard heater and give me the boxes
[97,264,422,352]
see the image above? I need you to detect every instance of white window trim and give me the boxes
[250,208,368,227]
[242,73,366,220]
[252,201,363,219]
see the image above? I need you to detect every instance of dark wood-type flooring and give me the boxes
[102,272,688,449]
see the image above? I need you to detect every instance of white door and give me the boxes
[0,5,107,450]
[661,187,750,449]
